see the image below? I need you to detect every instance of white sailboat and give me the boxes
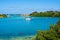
[25,18,31,20]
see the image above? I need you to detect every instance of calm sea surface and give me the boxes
[0,17,60,38]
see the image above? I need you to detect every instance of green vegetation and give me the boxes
[32,20,60,40]
[30,11,60,17]
[0,14,7,18]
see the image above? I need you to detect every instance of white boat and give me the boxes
[25,18,31,20]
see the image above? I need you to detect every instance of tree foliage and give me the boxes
[0,14,7,18]
[33,20,60,40]
[30,11,60,17]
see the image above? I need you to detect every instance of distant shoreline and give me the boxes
[0,11,60,18]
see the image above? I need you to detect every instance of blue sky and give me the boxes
[0,0,60,14]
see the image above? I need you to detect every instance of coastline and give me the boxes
[0,35,36,40]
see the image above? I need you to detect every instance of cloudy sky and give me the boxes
[0,0,60,14]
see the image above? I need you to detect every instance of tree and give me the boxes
[33,20,60,40]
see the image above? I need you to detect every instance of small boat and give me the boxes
[25,18,31,20]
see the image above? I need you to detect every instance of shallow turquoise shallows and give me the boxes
[0,17,60,37]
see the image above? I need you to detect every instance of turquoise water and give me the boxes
[0,17,60,38]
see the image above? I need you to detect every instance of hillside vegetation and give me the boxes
[30,11,60,17]
[32,20,60,40]
[0,14,7,18]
